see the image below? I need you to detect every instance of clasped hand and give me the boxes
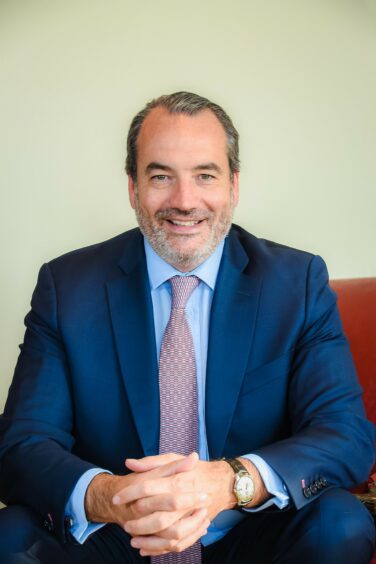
[112,452,234,557]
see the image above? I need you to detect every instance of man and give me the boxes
[0,91,375,563]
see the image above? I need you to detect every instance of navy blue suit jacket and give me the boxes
[0,225,374,541]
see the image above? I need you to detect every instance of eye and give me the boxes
[151,174,169,181]
[198,173,215,181]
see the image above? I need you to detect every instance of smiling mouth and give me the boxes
[167,219,204,226]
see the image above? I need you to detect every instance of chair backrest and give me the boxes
[330,278,376,425]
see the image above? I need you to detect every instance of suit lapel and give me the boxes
[105,228,262,459]
[106,232,159,456]
[206,233,263,458]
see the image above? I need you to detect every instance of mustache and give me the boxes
[155,208,212,221]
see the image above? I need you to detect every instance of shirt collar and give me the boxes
[144,237,225,291]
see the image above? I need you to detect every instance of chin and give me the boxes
[164,243,216,271]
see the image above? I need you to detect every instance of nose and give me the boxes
[169,177,200,211]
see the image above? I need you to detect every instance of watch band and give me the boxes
[223,457,248,474]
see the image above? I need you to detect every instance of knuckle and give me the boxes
[136,483,147,497]
[167,525,179,540]
[140,482,153,497]
[155,515,166,530]
[133,498,145,513]
[169,497,180,511]
[166,539,177,550]
[190,476,198,491]
[173,474,190,492]
[126,522,139,535]
[171,474,181,490]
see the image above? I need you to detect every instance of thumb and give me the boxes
[156,452,199,477]
[125,452,185,473]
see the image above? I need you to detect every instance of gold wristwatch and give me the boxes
[223,458,255,507]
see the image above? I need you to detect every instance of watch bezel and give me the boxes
[234,469,255,506]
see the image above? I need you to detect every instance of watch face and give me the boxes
[236,474,254,504]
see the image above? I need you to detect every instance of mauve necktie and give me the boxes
[152,275,201,563]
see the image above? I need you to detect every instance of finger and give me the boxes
[114,476,185,506]
[167,517,210,555]
[129,491,209,518]
[125,492,208,531]
[124,452,197,482]
[131,519,210,556]
[148,451,198,477]
[130,508,208,551]
[113,454,198,505]
[137,525,209,558]
[125,453,184,472]
[124,509,186,536]
[158,507,208,541]
[150,452,199,476]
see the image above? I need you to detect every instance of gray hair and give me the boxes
[125,91,240,182]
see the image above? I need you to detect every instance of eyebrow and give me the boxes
[192,163,223,174]
[145,162,173,174]
[144,162,223,174]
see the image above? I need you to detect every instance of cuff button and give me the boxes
[43,520,54,532]
[303,487,312,498]
[64,516,74,529]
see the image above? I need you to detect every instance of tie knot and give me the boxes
[169,276,200,309]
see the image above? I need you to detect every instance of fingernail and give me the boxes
[131,539,140,548]
[112,495,121,505]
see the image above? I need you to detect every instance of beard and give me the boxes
[134,190,234,271]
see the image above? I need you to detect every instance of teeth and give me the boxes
[170,220,199,226]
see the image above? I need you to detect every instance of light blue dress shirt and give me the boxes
[66,237,289,545]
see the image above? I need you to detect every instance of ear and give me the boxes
[128,175,136,210]
[231,172,240,208]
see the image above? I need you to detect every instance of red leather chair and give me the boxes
[331,278,376,427]
[330,278,376,561]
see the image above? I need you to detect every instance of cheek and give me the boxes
[206,193,233,212]
[138,192,167,215]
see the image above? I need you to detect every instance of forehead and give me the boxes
[136,107,228,165]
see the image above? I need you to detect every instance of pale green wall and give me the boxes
[1,0,375,410]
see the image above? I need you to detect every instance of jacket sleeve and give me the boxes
[254,255,375,509]
[0,263,98,543]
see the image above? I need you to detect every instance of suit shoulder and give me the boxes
[230,225,333,312]
[46,228,141,279]
[231,224,316,268]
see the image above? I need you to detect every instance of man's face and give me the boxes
[128,107,239,271]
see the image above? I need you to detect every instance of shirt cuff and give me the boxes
[241,453,290,511]
[65,467,112,544]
